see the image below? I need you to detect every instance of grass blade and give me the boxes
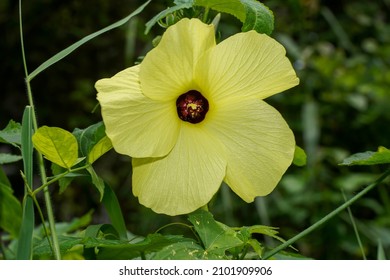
[17,106,34,259]
[102,183,127,240]
[27,0,151,81]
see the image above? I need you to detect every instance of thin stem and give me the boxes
[19,0,61,260]
[31,164,89,197]
[202,7,210,23]
[342,190,366,260]
[263,168,390,260]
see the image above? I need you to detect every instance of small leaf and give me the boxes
[241,0,274,35]
[86,166,105,201]
[340,146,390,166]
[0,182,22,238]
[0,120,22,147]
[188,209,243,256]
[32,126,79,169]
[88,136,112,164]
[73,122,112,164]
[0,153,23,164]
[195,0,273,34]
[195,0,246,21]
[292,145,307,166]
[151,241,207,260]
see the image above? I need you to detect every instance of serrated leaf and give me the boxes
[188,209,243,256]
[293,145,307,166]
[32,126,78,169]
[0,120,22,147]
[86,165,105,201]
[73,122,111,164]
[241,0,274,35]
[340,146,390,166]
[195,0,246,21]
[0,182,22,238]
[195,0,273,34]
[244,225,286,243]
[151,241,209,260]
[0,153,23,164]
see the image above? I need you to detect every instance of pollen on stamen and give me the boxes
[176,90,209,124]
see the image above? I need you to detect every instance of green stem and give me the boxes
[202,7,210,23]
[19,0,61,260]
[342,190,366,260]
[31,164,89,197]
[263,168,390,260]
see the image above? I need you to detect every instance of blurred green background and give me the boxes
[1,0,390,259]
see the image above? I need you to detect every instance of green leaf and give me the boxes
[32,126,79,169]
[73,122,112,164]
[16,196,34,260]
[151,241,207,260]
[86,165,105,201]
[17,106,34,260]
[292,145,307,166]
[0,153,23,164]
[88,136,112,164]
[0,182,22,238]
[27,0,151,81]
[195,0,273,34]
[188,209,243,256]
[240,0,274,35]
[340,146,390,166]
[195,0,246,21]
[102,183,127,240]
[0,120,22,147]
[33,235,83,258]
[95,234,192,260]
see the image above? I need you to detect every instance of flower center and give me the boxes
[176,90,209,124]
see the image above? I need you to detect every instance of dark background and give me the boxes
[1,0,390,259]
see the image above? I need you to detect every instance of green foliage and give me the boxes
[73,121,112,164]
[340,146,390,166]
[0,182,22,238]
[145,0,274,35]
[32,126,79,169]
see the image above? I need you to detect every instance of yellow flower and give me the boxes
[96,18,299,216]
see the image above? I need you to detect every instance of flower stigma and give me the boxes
[176,90,209,124]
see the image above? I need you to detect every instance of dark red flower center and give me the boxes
[176,90,209,124]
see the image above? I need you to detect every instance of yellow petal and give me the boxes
[132,124,227,216]
[206,98,295,201]
[96,65,180,158]
[139,18,216,101]
[195,31,299,102]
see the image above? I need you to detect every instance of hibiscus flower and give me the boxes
[96,18,299,215]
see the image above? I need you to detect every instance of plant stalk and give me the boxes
[263,168,390,260]
[19,0,61,260]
